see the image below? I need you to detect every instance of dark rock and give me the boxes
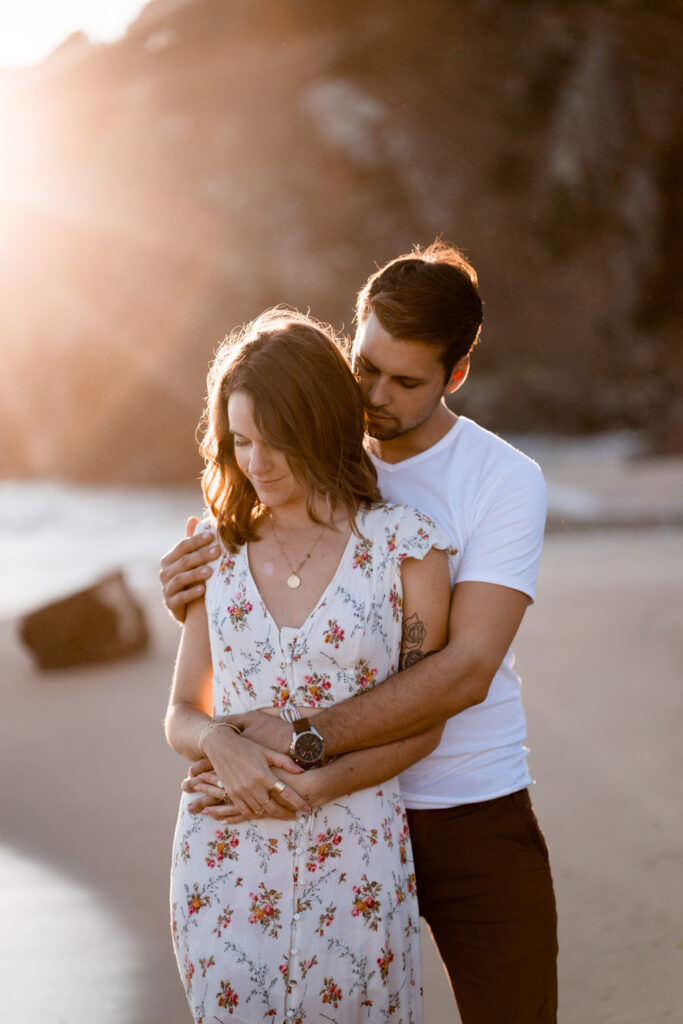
[19,572,149,671]
[1,0,681,476]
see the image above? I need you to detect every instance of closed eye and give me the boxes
[229,432,250,448]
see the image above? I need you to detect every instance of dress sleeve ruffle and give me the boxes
[379,503,457,567]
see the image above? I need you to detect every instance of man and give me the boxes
[160,241,558,1022]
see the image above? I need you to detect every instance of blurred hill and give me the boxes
[1,0,681,483]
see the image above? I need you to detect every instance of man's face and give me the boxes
[352,312,449,442]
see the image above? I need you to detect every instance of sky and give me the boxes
[0,0,151,69]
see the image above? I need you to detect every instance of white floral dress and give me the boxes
[170,503,451,1024]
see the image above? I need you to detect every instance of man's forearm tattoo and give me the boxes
[399,612,439,670]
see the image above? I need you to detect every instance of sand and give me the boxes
[1,526,681,1023]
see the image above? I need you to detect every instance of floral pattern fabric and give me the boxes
[170,503,451,1023]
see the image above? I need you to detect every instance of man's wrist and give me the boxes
[288,718,325,768]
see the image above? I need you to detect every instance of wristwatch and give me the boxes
[289,718,325,768]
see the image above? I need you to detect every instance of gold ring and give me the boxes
[222,793,232,805]
[268,781,286,798]
[255,805,264,816]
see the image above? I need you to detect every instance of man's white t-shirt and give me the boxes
[370,416,547,809]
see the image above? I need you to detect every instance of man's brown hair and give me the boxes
[356,240,484,379]
[200,308,380,552]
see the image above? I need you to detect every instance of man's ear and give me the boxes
[445,355,470,394]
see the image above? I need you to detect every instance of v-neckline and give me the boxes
[244,514,362,634]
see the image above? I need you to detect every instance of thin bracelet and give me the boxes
[199,720,242,755]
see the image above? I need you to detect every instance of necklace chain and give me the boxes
[269,518,327,589]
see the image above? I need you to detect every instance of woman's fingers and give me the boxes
[200,799,295,823]
[187,781,299,822]
[204,731,311,816]
[265,748,305,775]
[186,776,252,815]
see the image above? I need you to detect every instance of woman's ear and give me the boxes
[445,355,470,394]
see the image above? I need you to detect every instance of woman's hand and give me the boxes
[200,724,311,818]
[184,763,300,823]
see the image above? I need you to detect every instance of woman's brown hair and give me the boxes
[200,308,380,551]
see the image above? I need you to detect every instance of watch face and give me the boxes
[293,730,324,765]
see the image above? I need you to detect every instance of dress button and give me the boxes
[291,947,299,955]
[293,912,301,921]
[295,846,303,855]
[286,1011,295,1018]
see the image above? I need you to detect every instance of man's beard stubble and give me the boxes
[365,415,405,441]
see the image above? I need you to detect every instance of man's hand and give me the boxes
[228,709,292,755]
[160,517,220,624]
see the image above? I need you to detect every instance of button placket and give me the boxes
[279,628,311,1023]
[283,807,315,1020]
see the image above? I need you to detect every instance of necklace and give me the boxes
[270,518,327,589]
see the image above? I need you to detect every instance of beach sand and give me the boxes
[2,527,681,1023]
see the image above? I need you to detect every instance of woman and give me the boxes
[165,309,451,1023]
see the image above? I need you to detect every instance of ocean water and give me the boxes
[0,432,657,619]
[0,480,203,619]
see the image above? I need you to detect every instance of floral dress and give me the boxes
[170,503,451,1024]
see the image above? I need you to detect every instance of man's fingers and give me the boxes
[270,783,311,814]
[165,568,212,600]
[188,757,212,778]
[159,527,218,623]
[193,782,226,801]
[182,771,216,793]
[201,806,247,822]
[160,549,218,586]
[160,530,217,573]
[262,798,296,821]
[168,587,206,622]
[187,793,220,814]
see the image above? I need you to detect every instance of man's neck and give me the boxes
[367,405,458,465]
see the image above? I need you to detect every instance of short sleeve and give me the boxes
[456,460,547,602]
[381,504,456,568]
[197,514,213,534]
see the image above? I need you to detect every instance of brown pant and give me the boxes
[407,789,558,1023]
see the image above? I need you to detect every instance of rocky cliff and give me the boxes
[1,0,680,482]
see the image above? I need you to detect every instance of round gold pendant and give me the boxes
[287,573,301,589]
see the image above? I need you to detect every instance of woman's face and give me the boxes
[227,390,306,510]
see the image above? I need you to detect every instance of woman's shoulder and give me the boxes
[196,514,246,582]
[358,502,455,561]
[360,501,440,532]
